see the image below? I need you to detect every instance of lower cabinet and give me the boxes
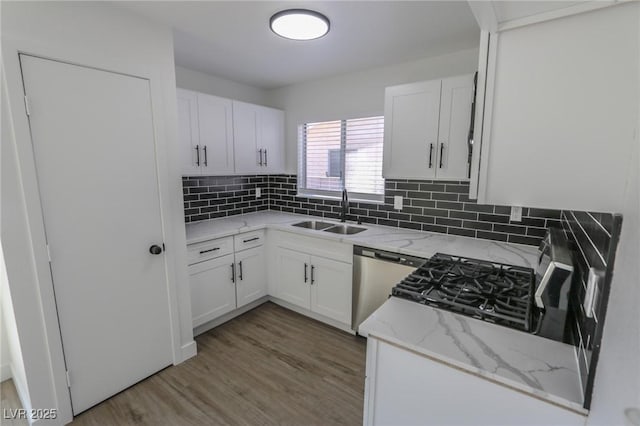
[189,253,236,328]
[188,231,267,328]
[235,245,267,308]
[275,245,352,325]
[363,337,586,426]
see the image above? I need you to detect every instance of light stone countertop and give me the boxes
[185,211,584,414]
[359,297,586,415]
[185,211,539,268]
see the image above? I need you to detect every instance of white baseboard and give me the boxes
[193,296,269,337]
[268,297,355,335]
[179,341,197,363]
[0,362,11,381]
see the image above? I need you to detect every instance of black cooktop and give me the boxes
[392,253,535,332]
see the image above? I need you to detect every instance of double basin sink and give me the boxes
[292,220,367,235]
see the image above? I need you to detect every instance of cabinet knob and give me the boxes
[149,245,163,255]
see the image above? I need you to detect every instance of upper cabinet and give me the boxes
[233,101,284,174]
[383,74,474,180]
[177,88,285,176]
[469,3,638,213]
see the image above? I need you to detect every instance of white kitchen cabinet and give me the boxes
[177,88,234,176]
[189,253,236,328]
[437,75,474,179]
[177,89,284,176]
[233,100,284,174]
[177,89,201,176]
[383,74,474,180]
[235,245,267,308]
[275,247,312,309]
[197,92,235,175]
[274,244,352,325]
[364,338,586,426]
[470,3,638,212]
[188,231,267,328]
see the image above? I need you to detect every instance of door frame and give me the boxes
[2,33,193,423]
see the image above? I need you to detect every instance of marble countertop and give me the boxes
[359,297,586,415]
[185,211,539,269]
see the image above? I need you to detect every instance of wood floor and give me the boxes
[71,302,366,425]
[1,379,28,426]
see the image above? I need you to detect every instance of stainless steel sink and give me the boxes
[292,220,335,230]
[324,224,367,235]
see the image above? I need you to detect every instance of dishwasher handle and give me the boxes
[354,246,426,267]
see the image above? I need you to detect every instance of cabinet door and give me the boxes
[197,93,234,175]
[275,247,310,309]
[383,80,441,179]
[188,254,236,328]
[177,88,201,176]
[310,256,352,325]
[233,100,261,174]
[437,74,474,179]
[235,246,267,308]
[258,106,285,174]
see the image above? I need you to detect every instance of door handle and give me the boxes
[310,265,315,285]
[195,145,200,167]
[203,145,208,167]
[239,261,243,281]
[304,263,308,283]
[428,143,433,168]
[149,245,163,255]
[258,149,263,166]
[439,143,444,168]
[243,237,260,243]
[264,149,268,167]
[231,263,235,283]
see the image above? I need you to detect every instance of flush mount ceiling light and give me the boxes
[270,9,330,41]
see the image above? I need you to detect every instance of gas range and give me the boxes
[392,253,535,332]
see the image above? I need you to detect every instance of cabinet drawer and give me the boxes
[234,230,265,251]
[187,236,234,265]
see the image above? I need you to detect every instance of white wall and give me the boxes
[176,65,271,106]
[587,6,640,424]
[267,48,479,173]
[1,244,30,411]
[0,276,12,382]
[1,2,194,424]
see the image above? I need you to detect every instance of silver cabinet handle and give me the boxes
[264,149,268,167]
[428,143,433,168]
[195,145,200,167]
[258,149,263,166]
[203,145,208,167]
[439,143,444,168]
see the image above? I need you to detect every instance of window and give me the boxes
[298,116,385,202]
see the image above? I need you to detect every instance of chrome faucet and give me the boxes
[341,189,349,222]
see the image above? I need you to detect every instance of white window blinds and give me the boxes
[298,116,385,201]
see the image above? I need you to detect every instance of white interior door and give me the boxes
[20,54,173,415]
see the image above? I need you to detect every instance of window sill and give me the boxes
[296,192,384,204]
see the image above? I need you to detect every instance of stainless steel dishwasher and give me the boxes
[352,246,426,333]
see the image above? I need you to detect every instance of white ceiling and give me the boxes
[121,1,480,89]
